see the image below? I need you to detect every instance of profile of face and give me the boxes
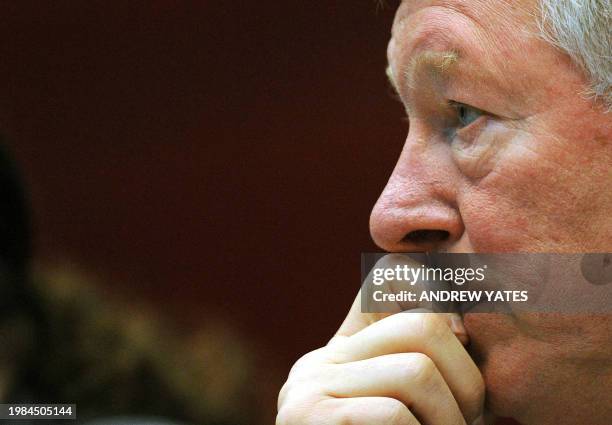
[370,0,611,423]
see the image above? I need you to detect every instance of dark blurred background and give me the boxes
[0,1,404,420]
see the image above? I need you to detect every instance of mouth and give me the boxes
[422,253,491,314]
[422,253,517,316]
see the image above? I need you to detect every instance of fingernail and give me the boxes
[450,313,467,336]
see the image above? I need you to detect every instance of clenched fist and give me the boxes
[277,290,485,425]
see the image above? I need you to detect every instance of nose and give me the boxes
[370,134,464,252]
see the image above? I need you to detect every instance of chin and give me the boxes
[463,313,536,420]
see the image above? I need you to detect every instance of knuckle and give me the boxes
[389,353,422,382]
[290,362,330,386]
[418,313,449,343]
[276,407,293,425]
[276,400,311,425]
[292,350,318,368]
[279,366,331,411]
[410,352,438,386]
[289,347,327,376]
[279,377,313,410]
[276,407,300,425]
[278,381,290,409]
[378,398,411,424]
[331,408,355,425]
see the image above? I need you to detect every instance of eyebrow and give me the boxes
[386,49,459,94]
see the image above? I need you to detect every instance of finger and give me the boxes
[362,254,456,313]
[332,290,391,338]
[335,254,465,342]
[335,254,425,338]
[334,304,469,346]
[324,353,466,425]
[278,347,331,408]
[329,313,484,423]
[308,397,420,425]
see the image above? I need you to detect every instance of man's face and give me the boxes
[371,0,612,423]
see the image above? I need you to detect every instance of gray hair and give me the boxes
[539,0,611,109]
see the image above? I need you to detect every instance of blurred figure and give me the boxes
[0,143,260,424]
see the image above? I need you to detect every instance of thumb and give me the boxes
[332,292,469,346]
[332,254,468,344]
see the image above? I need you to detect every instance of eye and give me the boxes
[452,102,484,128]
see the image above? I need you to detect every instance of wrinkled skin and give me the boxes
[369,0,612,423]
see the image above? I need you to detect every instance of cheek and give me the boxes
[454,127,610,252]
[458,188,548,252]
[451,124,546,251]
[464,313,612,418]
[462,314,533,414]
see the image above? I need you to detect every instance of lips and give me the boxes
[422,253,487,314]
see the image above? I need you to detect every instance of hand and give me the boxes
[277,290,485,425]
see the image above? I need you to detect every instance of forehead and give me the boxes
[394,0,533,21]
[391,0,534,47]
[389,0,536,80]
[395,0,481,21]
[387,0,548,114]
